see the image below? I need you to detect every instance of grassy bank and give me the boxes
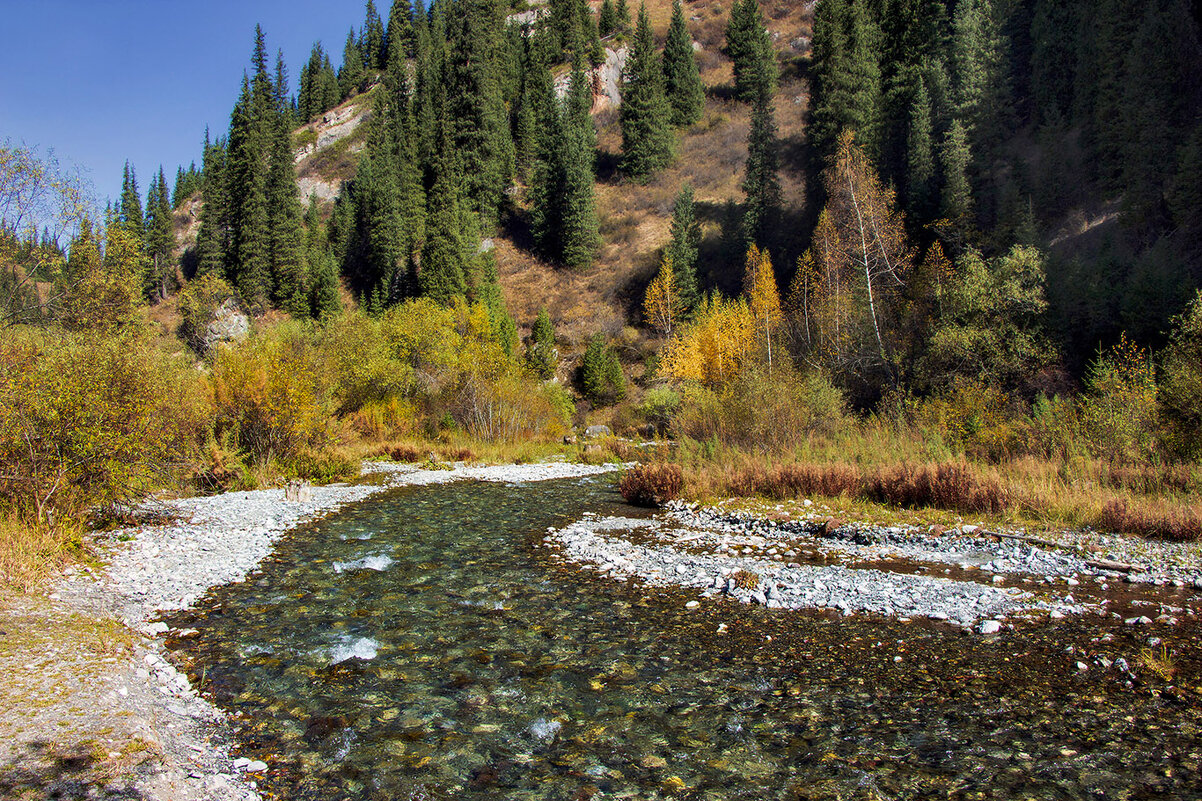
[659,435,1202,541]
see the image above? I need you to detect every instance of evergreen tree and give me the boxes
[420,136,468,304]
[118,162,144,238]
[224,27,277,308]
[446,0,513,226]
[723,0,776,103]
[299,42,342,122]
[396,84,427,260]
[267,54,307,316]
[340,28,366,98]
[614,0,632,37]
[662,0,705,128]
[529,66,566,259]
[144,167,175,301]
[310,250,343,319]
[666,184,701,312]
[741,85,781,247]
[809,0,882,161]
[905,75,936,219]
[195,132,228,278]
[171,163,202,208]
[362,0,386,69]
[385,0,415,85]
[619,3,674,179]
[581,334,625,405]
[527,306,558,379]
[560,75,600,270]
[598,0,618,38]
[940,118,973,225]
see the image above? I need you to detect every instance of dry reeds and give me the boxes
[1096,498,1202,542]
[619,463,685,507]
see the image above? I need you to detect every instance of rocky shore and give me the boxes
[12,460,622,801]
[543,500,1202,633]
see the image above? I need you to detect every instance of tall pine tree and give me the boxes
[118,162,144,238]
[741,85,781,247]
[662,0,705,128]
[619,3,674,179]
[723,0,776,103]
[666,185,701,312]
[144,167,175,301]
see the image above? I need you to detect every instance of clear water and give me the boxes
[168,477,1202,800]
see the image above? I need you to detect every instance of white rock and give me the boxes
[1124,616,1153,626]
[977,620,1003,635]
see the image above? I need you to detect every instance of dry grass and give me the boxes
[619,462,685,506]
[1137,645,1177,682]
[672,418,1202,540]
[1095,498,1202,542]
[0,514,72,594]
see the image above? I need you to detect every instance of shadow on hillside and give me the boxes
[0,741,146,800]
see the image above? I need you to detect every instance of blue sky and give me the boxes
[0,0,369,207]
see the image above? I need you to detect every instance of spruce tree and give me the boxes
[144,167,175,301]
[724,0,776,103]
[666,184,701,311]
[598,0,618,38]
[527,306,558,379]
[560,81,600,269]
[940,118,973,224]
[195,132,228,278]
[662,0,705,128]
[420,136,468,304]
[267,55,307,316]
[396,83,427,261]
[362,0,386,69]
[340,28,366,98]
[118,162,144,238]
[529,65,565,259]
[446,0,513,226]
[385,0,415,86]
[615,0,632,37]
[741,85,781,247]
[905,75,936,220]
[809,0,883,162]
[619,3,674,179]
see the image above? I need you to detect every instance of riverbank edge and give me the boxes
[9,460,625,801]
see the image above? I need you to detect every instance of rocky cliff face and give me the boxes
[554,46,629,112]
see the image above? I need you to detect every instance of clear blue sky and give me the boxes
[0,0,368,207]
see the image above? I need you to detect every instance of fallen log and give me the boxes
[1085,558,1144,573]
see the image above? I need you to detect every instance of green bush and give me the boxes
[639,387,681,434]
[178,273,237,352]
[212,326,334,464]
[1079,334,1158,463]
[581,334,626,406]
[674,364,846,452]
[1159,292,1202,459]
[0,329,212,521]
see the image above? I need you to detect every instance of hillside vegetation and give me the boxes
[3,0,1202,589]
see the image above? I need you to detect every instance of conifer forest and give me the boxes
[6,2,1202,799]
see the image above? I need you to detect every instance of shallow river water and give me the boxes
[168,476,1202,800]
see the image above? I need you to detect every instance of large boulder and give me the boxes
[202,298,250,351]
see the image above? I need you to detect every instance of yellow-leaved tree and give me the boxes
[743,244,782,371]
[660,294,756,387]
[644,255,683,336]
[801,131,913,397]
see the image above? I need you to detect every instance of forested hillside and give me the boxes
[3,0,1202,573]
